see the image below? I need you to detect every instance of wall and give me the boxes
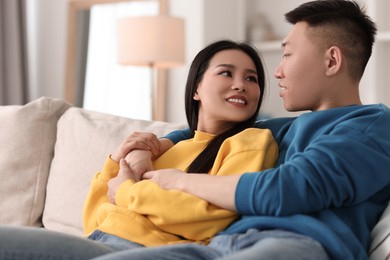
[164,0,204,123]
[167,0,245,123]
[27,0,390,123]
[28,0,68,100]
[27,0,248,123]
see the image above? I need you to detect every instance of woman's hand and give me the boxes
[125,150,154,177]
[111,132,161,163]
[107,159,136,204]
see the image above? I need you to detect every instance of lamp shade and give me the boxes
[117,15,185,68]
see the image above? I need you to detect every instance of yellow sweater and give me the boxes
[83,128,278,246]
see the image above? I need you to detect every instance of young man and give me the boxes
[98,0,390,259]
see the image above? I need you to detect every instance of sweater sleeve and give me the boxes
[236,123,390,216]
[82,157,120,235]
[163,128,192,144]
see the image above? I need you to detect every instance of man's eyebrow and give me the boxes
[281,41,288,48]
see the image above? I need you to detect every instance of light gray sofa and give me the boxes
[0,97,388,259]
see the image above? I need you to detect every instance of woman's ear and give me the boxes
[193,84,200,100]
[193,90,200,100]
[325,46,342,76]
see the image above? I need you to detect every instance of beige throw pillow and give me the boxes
[0,97,70,226]
[42,107,186,236]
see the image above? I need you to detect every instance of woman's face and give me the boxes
[194,49,260,134]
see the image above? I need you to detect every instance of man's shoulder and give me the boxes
[254,117,296,129]
[254,117,296,141]
[338,104,390,128]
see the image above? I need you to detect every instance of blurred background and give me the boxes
[1,0,389,123]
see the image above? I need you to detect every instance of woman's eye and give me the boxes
[220,71,232,77]
[246,76,258,83]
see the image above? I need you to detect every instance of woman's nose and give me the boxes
[231,81,246,92]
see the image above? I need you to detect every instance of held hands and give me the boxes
[107,159,136,204]
[107,132,176,204]
[125,150,154,177]
[107,161,186,204]
[111,131,161,163]
[108,132,160,204]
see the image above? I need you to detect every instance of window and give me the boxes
[83,1,158,120]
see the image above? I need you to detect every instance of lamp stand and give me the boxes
[150,67,166,122]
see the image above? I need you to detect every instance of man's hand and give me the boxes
[143,169,239,211]
[143,168,187,190]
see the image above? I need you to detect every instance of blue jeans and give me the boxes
[0,226,144,259]
[88,230,143,251]
[92,229,330,260]
[0,226,115,259]
[0,226,329,260]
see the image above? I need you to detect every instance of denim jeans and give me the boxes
[0,226,114,260]
[92,229,330,260]
[0,226,329,260]
[88,230,143,251]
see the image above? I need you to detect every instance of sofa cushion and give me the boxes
[42,107,186,236]
[369,202,390,260]
[0,97,70,226]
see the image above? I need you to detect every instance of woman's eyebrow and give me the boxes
[216,64,234,69]
[217,64,257,74]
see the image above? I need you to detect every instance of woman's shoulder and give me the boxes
[227,128,277,148]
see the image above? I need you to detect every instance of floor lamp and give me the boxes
[117,15,185,121]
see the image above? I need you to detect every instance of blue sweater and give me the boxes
[165,104,390,260]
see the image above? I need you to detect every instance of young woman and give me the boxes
[82,40,278,248]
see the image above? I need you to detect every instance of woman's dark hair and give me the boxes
[184,40,266,173]
[285,0,377,81]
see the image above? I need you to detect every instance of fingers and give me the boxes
[119,158,128,169]
[142,170,154,180]
[128,132,161,156]
[107,159,136,204]
[112,132,161,162]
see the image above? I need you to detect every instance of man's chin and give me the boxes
[284,104,307,113]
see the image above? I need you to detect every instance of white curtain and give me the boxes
[83,1,158,120]
[0,0,28,105]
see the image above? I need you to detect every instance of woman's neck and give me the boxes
[197,120,235,135]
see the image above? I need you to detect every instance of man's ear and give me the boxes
[325,46,342,76]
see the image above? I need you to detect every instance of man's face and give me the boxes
[274,22,330,112]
